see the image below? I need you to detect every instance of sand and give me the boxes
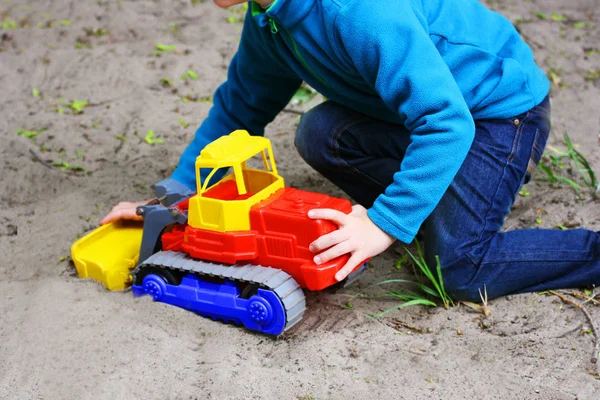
[1,0,599,399]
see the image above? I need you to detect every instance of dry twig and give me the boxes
[567,290,600,306]
[390,319,431,334]
[550,290,600,374]
[28,149,54,170]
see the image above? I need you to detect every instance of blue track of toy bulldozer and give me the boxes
[131,251,306,335]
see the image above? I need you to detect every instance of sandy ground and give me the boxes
[1,0,599,399]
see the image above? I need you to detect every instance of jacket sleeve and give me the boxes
[170,10,302,190]
[335,2,475,244]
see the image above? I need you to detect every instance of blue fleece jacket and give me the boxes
[168,0,550,244]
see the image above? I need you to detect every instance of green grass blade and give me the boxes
[406,246,435,283]
[371,299,438,318]
[554,175,581,190]
[563,133,589,186]
[384,292,420,302]
[434,256,453,308]
[376,278,440,298]
[536,162,557,183]
[375,279,419,286]
[413,243,445,298]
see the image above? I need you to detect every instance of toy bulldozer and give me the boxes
[71,130,365,335]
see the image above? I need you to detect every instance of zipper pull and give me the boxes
[268,18,278,34]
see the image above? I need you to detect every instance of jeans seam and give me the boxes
[532,102,550,114]
[508,111,531,163]
[528,107,548,117]
[329,117,390,190]
[471,113,536,256]
[475,115,530,246]
[528,128,542,176]
[464,251,480,270]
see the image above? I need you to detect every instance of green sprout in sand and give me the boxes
[145,130,164,145]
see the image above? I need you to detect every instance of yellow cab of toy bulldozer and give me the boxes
[187,130,284,232]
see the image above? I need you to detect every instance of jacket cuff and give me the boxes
[367,205,416,245]
[154,177,195,206]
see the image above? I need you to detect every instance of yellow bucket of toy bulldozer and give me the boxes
[71,220,144,291]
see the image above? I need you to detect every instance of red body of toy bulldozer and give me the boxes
[162,186,353,291]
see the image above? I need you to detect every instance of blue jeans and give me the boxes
[294,96,600,302]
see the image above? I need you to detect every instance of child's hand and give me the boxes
[308,205,396,281]
[99,200,148,225]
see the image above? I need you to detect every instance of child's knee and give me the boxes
[428,250,484,303]
[445,280,485,303]
[294,105,332,168]
[437,262,470,301]
[439,253,503,303]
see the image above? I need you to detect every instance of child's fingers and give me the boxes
[307,208,347,226]
[100,209,142,225]
[309,229,349,253]
[99,201,146,225]
[335,252,364,281]
[313,241,352,265]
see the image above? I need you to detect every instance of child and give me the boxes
[102,0,599,302]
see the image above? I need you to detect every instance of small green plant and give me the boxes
[537,132,598,197]
[2,19,17,30]
[163,22,180,34]
[47,97,67,114]
[52,161,85,172]
[151,43,177,57]
[84,27,108,37]
[75,38,92,49]
[373,241,454,317]
[156,43,176,51]
[178,118,190,128]
[180,94,212,103]
[70,99,88,113]
[290,86,317,105]
[226,2,248,24]
[160,77,173,87]
[180,70,198,81]
[16,128,47,138]
[574,21,590,29]
[518,188,530,197]
[535,12,567,22]
[585,48,600,56]
[585,69,600,83]
[547,66,565,88]
[227,15,244,24]
[144,130,164,145]
[393,253,410,270]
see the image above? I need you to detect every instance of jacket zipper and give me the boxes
[268,18,330,88]
[268,18,278,34]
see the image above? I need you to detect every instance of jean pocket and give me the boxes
[523,128,549,184]
[502,109,529,127]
